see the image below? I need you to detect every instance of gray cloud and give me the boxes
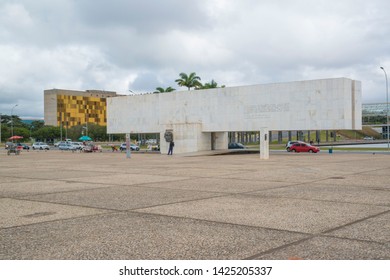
[1,0,390,118]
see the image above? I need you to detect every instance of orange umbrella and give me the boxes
[8,135,23,140]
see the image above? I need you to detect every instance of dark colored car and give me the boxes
[289,143,320,153]
[17,143,30,150]
[228,142,246,149]
[5,142,13,149]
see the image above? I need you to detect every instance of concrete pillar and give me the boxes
[125,133,131,158]
[278,131,283,144]
[260,128,269,160]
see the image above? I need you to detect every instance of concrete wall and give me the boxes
[107,78,362,154]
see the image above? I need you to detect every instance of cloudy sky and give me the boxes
[1,0,390,119]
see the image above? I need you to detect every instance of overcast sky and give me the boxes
[1,0,390,119]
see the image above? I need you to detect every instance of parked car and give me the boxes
[228,142,246,149]
[363,136,374,140]
[286,141,305,152]
[5,142,13,149]
[32,142,50,150]
[289,143,320,153]
[120,143,140,151]
[71,142,84,150]
[17,143,30,150]
[58,143,77,151]
[54,141,67,147]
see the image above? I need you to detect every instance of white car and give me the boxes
[71,142,84,150]
[32,142,50,150]
[54,141,67,147]
[120,143,140,151]
[58,143,77,151]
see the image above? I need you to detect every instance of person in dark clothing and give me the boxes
[168,141,174,155]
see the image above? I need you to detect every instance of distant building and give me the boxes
[44,89,117,128]
[107,77,361,158]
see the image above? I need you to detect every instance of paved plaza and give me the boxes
[0,149,389,260]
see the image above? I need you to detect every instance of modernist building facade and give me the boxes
[107,77,362,159]
[44,89,117,128]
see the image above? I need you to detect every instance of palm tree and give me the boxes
[154,87,176,93]
[175,72,202,90]
[200,79,226,89]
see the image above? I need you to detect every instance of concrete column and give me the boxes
[260,128,269,160]
[126,133,131,158]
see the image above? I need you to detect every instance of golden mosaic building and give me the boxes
[44,89,117,127]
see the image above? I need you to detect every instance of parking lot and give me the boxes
[1,150,389,259]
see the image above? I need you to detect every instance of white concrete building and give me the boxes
[107,78,361,159]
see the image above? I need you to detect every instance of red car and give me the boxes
[289,143,320,153]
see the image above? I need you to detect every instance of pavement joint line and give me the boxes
[237,192,390,208]
[319,233,389,245]
[321,208,390,235]
[243,235,315,260]
[128,209,314,237]
[0,210,120,231]
[5,189,231,213]
[1,196,123,213]
[243,210,390,260]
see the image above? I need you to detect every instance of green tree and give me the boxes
[12,127,31,140]
[200,79,225,89]
[31,120,44,130]
[154,87,176,93]
[175,72,202,90]
[32,126,61,142]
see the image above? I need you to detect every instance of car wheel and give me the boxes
[309,149,313,153]
[286,147,291,152]
[136,148,140,151]
[40,147,43,150]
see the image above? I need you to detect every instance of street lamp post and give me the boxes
[380,67,389,152]
[11,104,18,139]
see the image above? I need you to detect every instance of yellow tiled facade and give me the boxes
[57,95,107,127]
[44,89,117,128]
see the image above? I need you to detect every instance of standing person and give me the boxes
[168,141,174,155]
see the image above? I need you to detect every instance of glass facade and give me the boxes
[362,103,389,116]
[57,95,107,127]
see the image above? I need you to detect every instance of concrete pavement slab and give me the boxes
[0,212,309,260]
[253,236,390,260]
[1,151,390,260]
[0,180,109,197]
[320,174,390,189]
[141,177,294,194]
[251,184,390,206]
[61,173,190,186]
[137,195,389,234]
[24,185,223,211]
[325,211,390,243]
[0,198,110,228]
